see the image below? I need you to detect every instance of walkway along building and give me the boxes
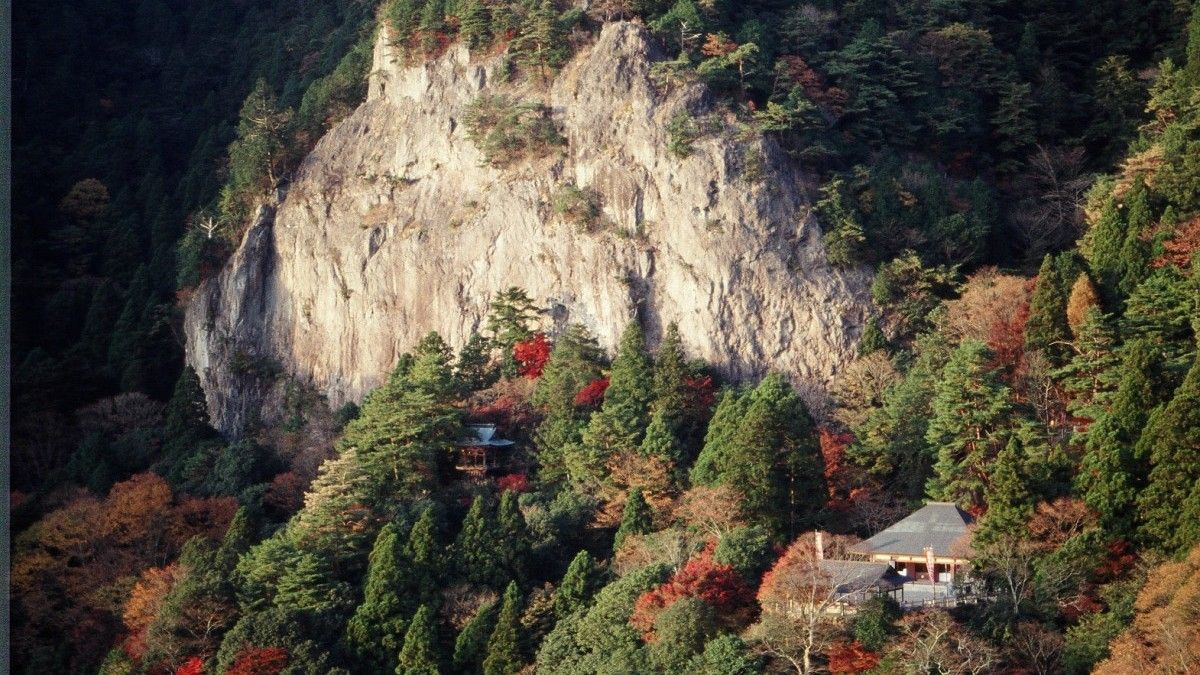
[848,502,975,584]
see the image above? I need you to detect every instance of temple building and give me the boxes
[848,502,975,584]
[455,423,514,476]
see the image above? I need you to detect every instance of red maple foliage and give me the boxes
[683,375,716,414]
[987,280,1031,380]
[263,471,306,516]
[227,646,288,675]
[629,542,756,640]
[175,656,205,675]
[819,427,855,502]
[513,334,551,379]
[497,473,529,494]
[574,377,610,408]
[827,641,881,674]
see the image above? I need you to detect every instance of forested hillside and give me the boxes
[10,0,1200,673]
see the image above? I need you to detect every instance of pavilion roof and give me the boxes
[848,502,974,559]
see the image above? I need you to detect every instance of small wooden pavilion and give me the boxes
[848,502,974,583]
[455,423,514,476]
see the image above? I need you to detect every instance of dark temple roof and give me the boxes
[849,502,974,559]
[821,560,907,595]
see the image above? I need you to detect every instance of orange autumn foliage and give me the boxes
[122,563,184,660]
[827,641,881,674]
[1094,544,1200,674]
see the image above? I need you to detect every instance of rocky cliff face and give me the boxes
[185,22,872,436]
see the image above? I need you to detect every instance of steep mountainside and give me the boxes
[186,22,870,435]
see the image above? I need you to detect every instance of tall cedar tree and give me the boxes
[1025,254,1072,363]
[1057,307,1122,435]
[613,486,653,552]
[641,323,688,466]
[344,523,412,673]
[974,436,1034,547]
[1136,351,1200,554]
[456,495,503,588]
[925,340,1012,510]
[497,491,530,584]
[396,605,440,675]
[576,322,654,485]
[483,581,524,675]
[555,550,595,619]
[405,507,443,607]
[453,600,499,672]
[532,324,605,484]
[456,332,498,396]
[1077,340,1165,536]
[690,374,825,536]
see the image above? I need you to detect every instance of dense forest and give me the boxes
[10,0,1200,673]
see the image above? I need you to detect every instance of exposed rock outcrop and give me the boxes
[185,22,871,436]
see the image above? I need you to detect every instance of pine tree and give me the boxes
[575,322,654,485]
[1025,254,1071,363]
[1077,340,1165,536]
[641,323,688,466]
[925,340,1012,510]
[689,388,749,486]
[487,287,541,377]
[482,582,524,675]
[1120,266,1199,372]
[613,487,652,552]
[459,0,490,51]
[510,0,569,80]
[405,507,443,606]
[456,332,498,395]
[639,408,684,466]
[453,600,499,672]
[496,491,529,584]
[1187,0,1200,85]
[419,0,446,56]
[974,436,1033,547]
[858,317,889,355]
[456,495,502,587]
[555,550,595,619]
[386,0,426,47]
[1136,351,1200,554]
[396,605,440,675]
[345,523,413,673]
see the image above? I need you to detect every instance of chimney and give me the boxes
[815,531,824,560]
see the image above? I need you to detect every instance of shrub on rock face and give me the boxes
[463,96,563,167]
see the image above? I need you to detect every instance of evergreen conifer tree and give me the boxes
[459,0,490,51]
[1057,308,1122,438]
[453,600,499,672]
[396,605,440,675]
[974,436,1034,547]
[691,374,825,536]
[511,0,569,79]
[1085,196,1125,305]
[405,507,443,606]
[575,322,654,485]
[345,523,413,673]
[1116,181,1153,299]
[1025,254,1072,363]
[925,340,1012,510]
[555,550,595,619]
[419,0,446,56]
[482,582,524,675]
[1136,351,1200,554]
[497,491,529,585]
[1077,340,1165,536]
[613,487,652,552]
[487,287,541,377]
[456,495,502,587]
[386,0,426,47]
[456,332,498,396]
[532,324,604,484]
